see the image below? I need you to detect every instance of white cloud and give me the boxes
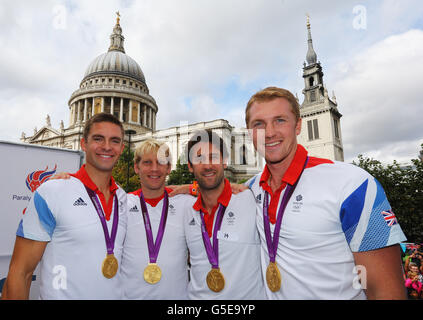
[0,0,422,165]
[333,29,423,163]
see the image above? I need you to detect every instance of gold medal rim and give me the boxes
[266,262,281,292]
[102,254,118,279]
[143,263,162,284]
[206,268,225,293]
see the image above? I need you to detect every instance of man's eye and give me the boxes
[253,122,263,128]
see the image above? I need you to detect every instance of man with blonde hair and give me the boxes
[245,86,407,299]
[121,139,190,299]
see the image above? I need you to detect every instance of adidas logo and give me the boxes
[73,197,87,206]
[129,205,139,213]
[189,218,196,226]
[256,194,262,204]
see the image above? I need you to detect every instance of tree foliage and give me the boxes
[353,144,423,243]
[112,145,139,193]
[167,158,195,185]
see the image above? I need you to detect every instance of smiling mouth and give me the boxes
[98,154,113,159]
[265,141,281,147]
[202,172,216,177]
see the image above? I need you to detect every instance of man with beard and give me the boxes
[183,129,266,299]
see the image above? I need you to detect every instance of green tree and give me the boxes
[167,158,194,185]
[112,145,139,193]
[353,144,423,243]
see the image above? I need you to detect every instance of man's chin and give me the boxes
[265,156,285,165]
[95,164,116,173]
[142,181,166,190]
[197,178,224,191]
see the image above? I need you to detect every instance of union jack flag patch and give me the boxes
[381,209,398,227]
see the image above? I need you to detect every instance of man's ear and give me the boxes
[81,138,87,152]
[223,157,228,170]
[188,162,194,173]
[119,142,125,155]
[166,163,172,175]
[295,117,302,136]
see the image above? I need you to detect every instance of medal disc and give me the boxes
[144,263,162,284]
[206,268,225,292]
[102,254,119,279]
[266,262,281,292]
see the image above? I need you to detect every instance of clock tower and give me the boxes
[298,16,344,161]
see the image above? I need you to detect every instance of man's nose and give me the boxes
[265,122,276,138]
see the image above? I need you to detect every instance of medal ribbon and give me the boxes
[263,157,309,263]
[139,190,169,264]
[199,204,227,269]
[84,186,119,255]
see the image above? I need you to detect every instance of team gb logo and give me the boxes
[25,165,57,192]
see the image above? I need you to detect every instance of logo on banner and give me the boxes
[25,165,57,193]
[22,164,57,214]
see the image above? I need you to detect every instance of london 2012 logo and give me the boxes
[25,165,57,193]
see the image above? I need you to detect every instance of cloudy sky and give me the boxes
[0,0,422,164]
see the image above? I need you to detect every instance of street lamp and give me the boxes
[124,129,136,192]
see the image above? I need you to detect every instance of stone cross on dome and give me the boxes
[109,11,125,53]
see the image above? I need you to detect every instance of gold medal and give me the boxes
[266,261,281,292]
[206,268,225,292]
[102,254,118,279]
[144,263,162,284]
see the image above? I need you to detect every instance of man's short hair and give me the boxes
[134,139,171,165]
[245,86,300,127]
[83,112,124,141]
[187,129,228,165]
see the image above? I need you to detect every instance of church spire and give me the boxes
[305,14,317,65]
[108,11,125,53]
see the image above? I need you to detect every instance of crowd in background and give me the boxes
[401,243,423,299]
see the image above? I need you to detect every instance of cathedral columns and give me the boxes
[137,102,141,124]
[148,108,153,129]
[101,97,104,112]
[129,101,133,123]
[111,97,114,115]
[77,101,81,123]
[69,104,74,126]
[92,97,95,116]
[119,98,124,121]
[143,105,147,127]
[84,98,87,122]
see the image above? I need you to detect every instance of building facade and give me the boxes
[21,16,343,181]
